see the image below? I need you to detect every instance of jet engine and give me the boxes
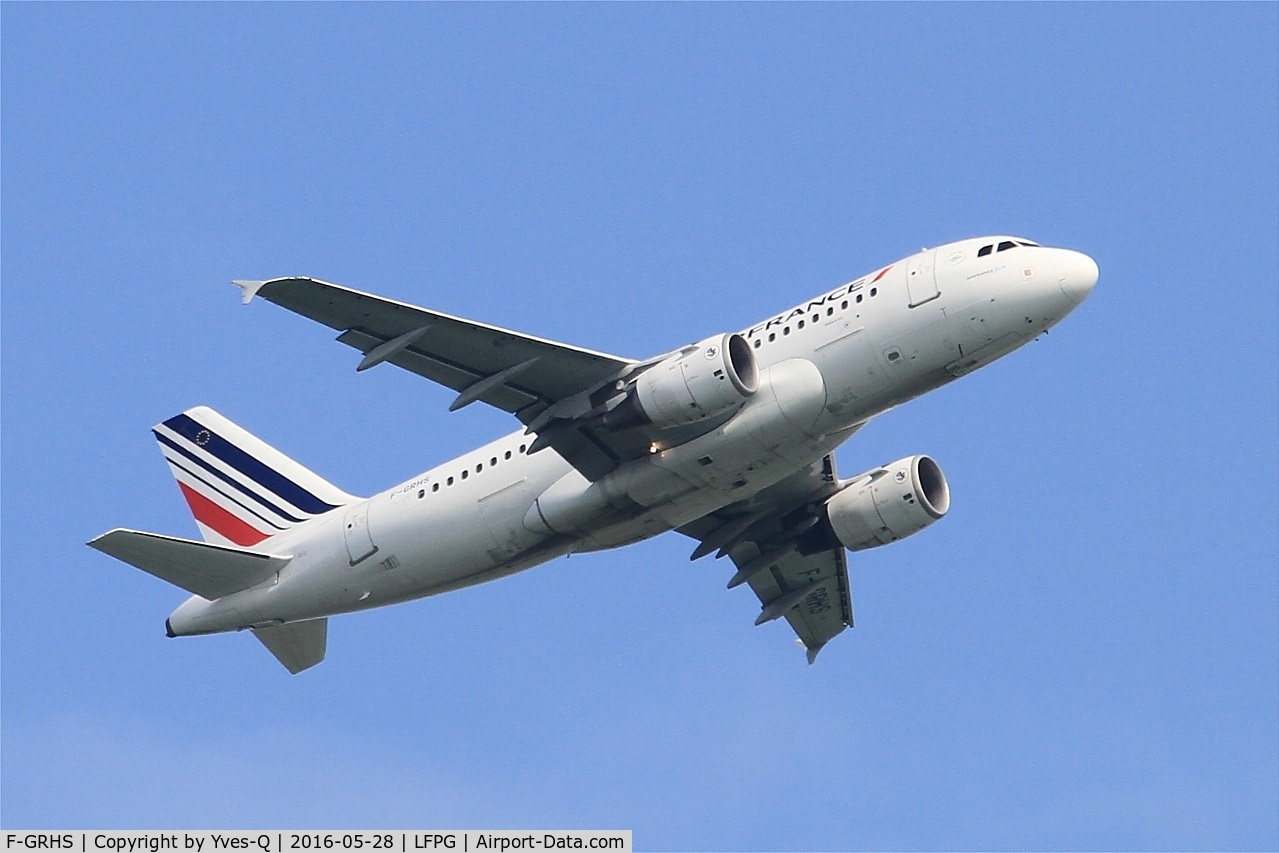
[825,455,950,551]
[604,333,759,431]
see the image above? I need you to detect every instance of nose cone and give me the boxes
[1057,250,1099,305]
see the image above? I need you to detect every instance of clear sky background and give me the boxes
[3,4,1276,850]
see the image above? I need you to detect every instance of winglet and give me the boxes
[232,280,268,305]
[794,638,825,665]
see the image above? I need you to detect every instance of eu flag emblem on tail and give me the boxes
[152,406,356,547]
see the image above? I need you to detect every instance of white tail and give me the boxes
[152,406,356,547]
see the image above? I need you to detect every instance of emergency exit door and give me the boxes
[343,503,378,565]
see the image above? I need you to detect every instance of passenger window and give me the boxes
[753,339,761,348]
[856,294,863,303]
[783,327,790,336]
[490,457,497,466]
[826,307,834,316]
[432,483,440,492]
[461,470,468,480]
[504,450,512,460]
[447,476,454,486]
[870,288,877,297]
[768,332,776,342]
[978,244,993,257]
[797,320,805,330]
[841,300,848,310]
[998,241,1016,252]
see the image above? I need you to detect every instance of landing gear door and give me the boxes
[906,250,940,308]
[343,503,378,566]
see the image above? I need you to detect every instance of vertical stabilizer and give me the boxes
[152,406,357,547]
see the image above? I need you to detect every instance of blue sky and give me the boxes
[3,4,1276,849]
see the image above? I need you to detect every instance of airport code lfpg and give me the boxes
[2,834,630,853]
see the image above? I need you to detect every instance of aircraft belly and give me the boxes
[584,430,845,551]
[381,505,501,583]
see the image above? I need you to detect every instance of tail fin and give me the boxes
[152,406,357,547]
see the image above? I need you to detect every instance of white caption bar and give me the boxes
[2,833,631,853]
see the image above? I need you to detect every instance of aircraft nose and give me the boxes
[1056,249,1099,305]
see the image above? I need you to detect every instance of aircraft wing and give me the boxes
[678,452,857,662]
[736,541,852,664]
[238,277,662,480]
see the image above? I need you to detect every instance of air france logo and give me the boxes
[894,470,908,483]
[705,345,718,360]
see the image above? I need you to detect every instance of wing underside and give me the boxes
[738,542,852,663]
[678,452,858,661]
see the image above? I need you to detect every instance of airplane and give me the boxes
[89,236,1098,673]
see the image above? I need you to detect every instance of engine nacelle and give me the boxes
[604,333,758,431]
[825,455,950,551]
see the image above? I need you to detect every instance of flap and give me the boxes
[253,276,633,410]
[741,545,853,663]
[250,276,657,480]
[678,453,856,661]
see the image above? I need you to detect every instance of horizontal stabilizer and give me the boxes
[253,619,327,674]
[88,528,291,600]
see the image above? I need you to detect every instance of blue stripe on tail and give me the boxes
[154,431,308,523]
[160,414,340,515]
[162,452,288,532]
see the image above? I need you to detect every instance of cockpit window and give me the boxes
[1016,240,1040,247]
[997,240,1017,252]
[977,244,993,257]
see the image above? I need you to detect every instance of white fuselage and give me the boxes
[169,237,1097,636]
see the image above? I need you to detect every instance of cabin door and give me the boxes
[343,503,378,565]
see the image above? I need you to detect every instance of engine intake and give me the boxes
[604,333,758,431]
[825,455,950,551]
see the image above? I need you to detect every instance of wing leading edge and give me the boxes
[239,277,688,480]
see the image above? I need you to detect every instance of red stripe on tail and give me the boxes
[178,483,269,546]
